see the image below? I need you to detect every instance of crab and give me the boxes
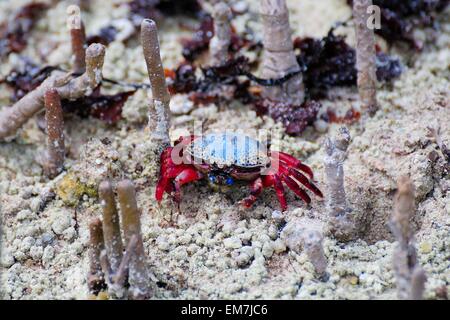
[155,132,323,211]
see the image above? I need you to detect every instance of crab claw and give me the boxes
[155,138,203,204]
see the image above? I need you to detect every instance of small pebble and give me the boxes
[224,237,242,249]
[314,119,329,133]
[21,187,34,200]
[51,211,72,235]
[349,276,359,285]
[177,234,192,245]
[14,251,27,261]
[170,95,194,115]
[262,242,274,259]
[156,236,170,251]
[420,241,432,254]
[16,210,34,221]
[41,233,55,246]
[29,246,44,260]
[42,246,55,265]
[232,1,248,14]
[1,249,15,268]
[20,237,35,252]
[29,197,42,213]
[273,239,287,253]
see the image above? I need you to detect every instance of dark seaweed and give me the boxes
[87,0,203,46]
[375,52,403,82]
[62,88,136,124]
[0,60,56,102]
[167,63,198,94]
[295,33,357,95]
[347,0,449,48]
[295,29,402,98]
[181,13,256,62]
[254,100,321,136]
[155,0,202,17]
[86,26,119,46]
[167,56,254,105]
[128,0,163,27]
[0,2,48,58]
[129,0,201,22]
[171,27,402,135]
[181,14,215,62]
[1,62,136,124]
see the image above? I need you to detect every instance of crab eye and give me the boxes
[225,177,234,186]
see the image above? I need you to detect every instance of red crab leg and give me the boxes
[282,175,311,204]
[241,177,263,208]
[156,177,171,202]
[286,167,323,198]
[277,162,323,198]
[263,175,287,211]
[156,165,189,201]
[156,147,174,201]
[273,176,287,211]
[173,168,203,203]
[272,151,314,179]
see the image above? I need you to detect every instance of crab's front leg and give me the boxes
[263,174,288,211]
[155,136,203,204]
[241,177,263,208]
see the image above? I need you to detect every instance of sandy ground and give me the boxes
[0,0,449,299]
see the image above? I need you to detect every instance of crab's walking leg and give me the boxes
[262,155,323,210]
[241,178,263,208]
[285,167,323,198]
[273,176,288,211]
[155,180,167,202]
[155,148,174,201]
[263,175,288,211]
[282,175,312,204]
[273,151,314,179]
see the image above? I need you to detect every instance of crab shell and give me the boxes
[157,132,323,211]
[185,133,271,182]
